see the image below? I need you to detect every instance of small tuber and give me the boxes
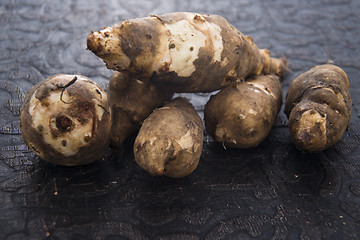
[108,71,173,148]
[204,75,282,148]
[20,74,112,166]
[285,64,352,152]
[133,97,203,178]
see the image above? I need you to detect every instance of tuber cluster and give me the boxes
[19,12,353,178]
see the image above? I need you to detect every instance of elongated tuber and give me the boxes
[285,64,352,152]
[134,97,203,178]
[20,74,112,166]
[204,75,282,148]
[108,71,173,148]
[87,12,287,93]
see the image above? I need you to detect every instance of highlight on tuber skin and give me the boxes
[108,71,173,149]
[20,74,112,166]
[87,12,287,93]
[284,64,352,152]
[133,97,203,178]
[204,75,282,148]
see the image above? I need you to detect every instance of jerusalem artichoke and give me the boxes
[87,12,287,93]
[133,97,203,178]
[204,75,282,148]
[108,71,173,148]
[285,64,352,152]
[20,74,112,166]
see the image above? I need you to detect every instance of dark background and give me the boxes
[1,0,360,239]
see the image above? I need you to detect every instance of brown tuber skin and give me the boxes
[204,75,282,148]
[285,64,352,152]
[20,74,112,166]
[134,97,203,178]
[87,12,287,93]
[108,71,173,148]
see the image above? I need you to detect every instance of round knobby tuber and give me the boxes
[20,74,112,166]
[285,64,352,151]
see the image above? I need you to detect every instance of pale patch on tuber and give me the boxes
[163,20,207,77]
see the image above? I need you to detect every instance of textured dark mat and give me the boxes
[1,0,360,239]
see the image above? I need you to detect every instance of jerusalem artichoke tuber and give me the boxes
[133,97,203,178]
[204,75,282,148]
[20,74,112,166]
[87,12,287,93]
[285,64,352,152]
[108,71,173,148]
